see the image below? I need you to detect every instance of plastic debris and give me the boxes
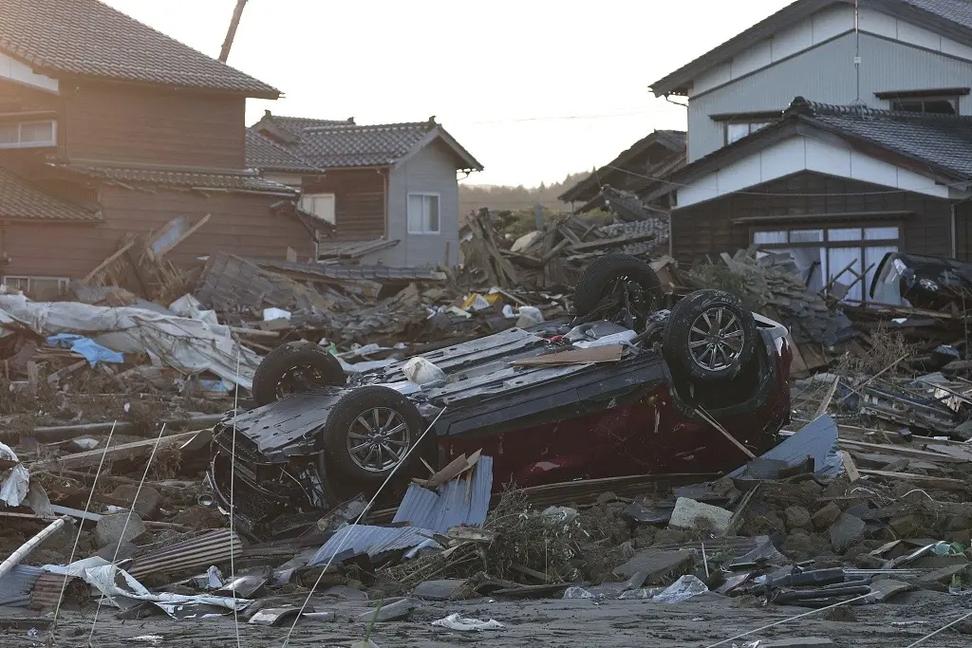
[651,575,708,603]
[562,586,595,600]
[432,613,505,632]
[542,506,579,525]
[0,442,29,507]
[402,356,447,385]
[46,333,124,366]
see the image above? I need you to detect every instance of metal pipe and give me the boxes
[0,516,69,582]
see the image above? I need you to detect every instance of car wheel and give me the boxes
[251,341,346,406]
[573,254,662,325]
[663,289,757,383]
[320,386,427,489]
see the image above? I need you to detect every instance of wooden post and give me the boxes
[219,0,248,62]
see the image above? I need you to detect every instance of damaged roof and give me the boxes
[650,0,972,97]
[668,97,972,192]
[0,0,279,98]
[560,130,685,205]
[52,162,296,195]
[249,112,483,172]
[245,130,318,174]
[0,167,100,223]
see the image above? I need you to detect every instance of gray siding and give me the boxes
[688,32,972,161]
[383,139,460,267]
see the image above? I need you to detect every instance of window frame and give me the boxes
[299,192,336,225]
[749,223,902,303]
[724,120,774,145]
[406,192,441,235]
[889,95,959,115]
[3,275,70,297]
[0,119,57,149]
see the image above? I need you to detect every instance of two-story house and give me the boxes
[649,0,972,300]
[0,0,314,297]
[247,112,482,268]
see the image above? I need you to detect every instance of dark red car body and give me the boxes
[209,315,791,534]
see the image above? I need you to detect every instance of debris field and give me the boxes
[0,210,971,648]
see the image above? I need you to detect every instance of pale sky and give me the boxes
[104,0,791,187]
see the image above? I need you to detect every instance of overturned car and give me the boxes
[208,255,792,535]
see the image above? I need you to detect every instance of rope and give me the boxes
[87,422,168,646]
[49,421,118,641]
[904,610,972,647]
[229,350,242,648]
[281,406,448,647]
[704,592,872,647]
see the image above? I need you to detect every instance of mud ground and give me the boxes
[2,589,969,647]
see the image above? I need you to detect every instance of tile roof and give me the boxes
[792,98,972,180]
[55,162,296,194]
[249,113,483,171]
[667,97,972,194]
[901,0,972,30]
[0,167,99,222]
[0,0,278,98]
[296,121,435,168]
[245,130,317,174]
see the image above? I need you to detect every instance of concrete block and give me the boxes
[669,497,732,534]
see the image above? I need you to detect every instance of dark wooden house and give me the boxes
[0,0,313,297]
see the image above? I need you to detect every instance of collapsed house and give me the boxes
[0,0,316,298]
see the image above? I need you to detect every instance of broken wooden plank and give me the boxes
[83,236,137,282]
[147,213,212,259]
[858,469,967,491]
[31,430,201,471]
[837,450,860,483]
[511,345,623,366]
[839,439,966,464]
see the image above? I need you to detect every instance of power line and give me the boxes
[463,109,654,125]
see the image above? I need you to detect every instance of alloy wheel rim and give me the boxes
[688,306,744,371]
[346,407,410,473]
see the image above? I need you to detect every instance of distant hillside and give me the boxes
[459,172,588,218]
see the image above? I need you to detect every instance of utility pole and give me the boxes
[219,0,248,63]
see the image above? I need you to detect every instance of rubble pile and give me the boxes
[461,208,666,291]
[685,249,857,351]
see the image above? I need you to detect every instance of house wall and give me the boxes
[303,169,386,240]
[386,139,461,267]
[678,133,952,209]
[0,186,312,279]
[60,82,246,168]
[687,14,972,160]
[670,171,953,263]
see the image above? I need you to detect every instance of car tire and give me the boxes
[251,341,346,406]
[663,289,757,383]
[573,254,662,317]
[320,386,428,490]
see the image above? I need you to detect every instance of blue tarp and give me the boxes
[46,333,124,366]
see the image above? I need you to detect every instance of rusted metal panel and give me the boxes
[128,530,243,579]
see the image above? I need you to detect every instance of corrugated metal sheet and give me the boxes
[0,565,43,607]
[392,456,493,532]
[128,530,242,579]
[310,455,493,565]
[29,571,82,611]
[309,525,437,565]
